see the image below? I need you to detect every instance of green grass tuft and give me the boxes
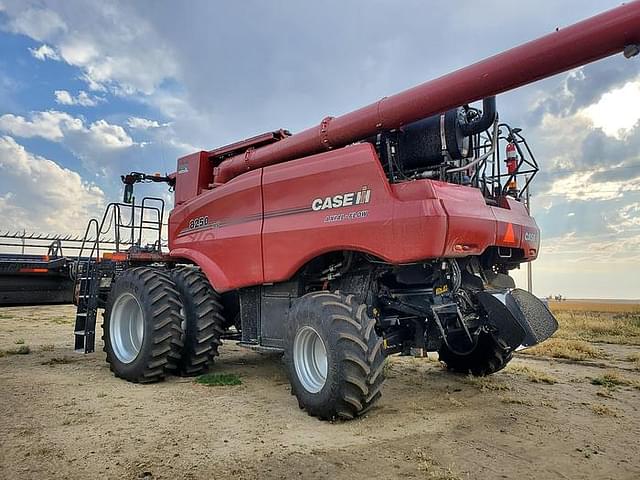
[506,364,557,384]
[195,372,242,387]
[590,370,640,390]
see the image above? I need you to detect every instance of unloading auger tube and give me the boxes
[213,0,640,184]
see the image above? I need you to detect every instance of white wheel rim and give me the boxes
[293,326,328,393]
[110,292,144,363]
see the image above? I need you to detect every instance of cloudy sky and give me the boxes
[0,0,638,299]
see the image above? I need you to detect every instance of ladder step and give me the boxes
[73,330,96,336]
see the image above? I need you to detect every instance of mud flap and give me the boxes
[476,288,558,350]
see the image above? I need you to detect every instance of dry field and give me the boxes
[1,301,639,479]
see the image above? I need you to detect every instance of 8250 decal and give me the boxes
[188,216,209,230]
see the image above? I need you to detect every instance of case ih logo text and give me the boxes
[311,186,371,211]
[524,232,537,242]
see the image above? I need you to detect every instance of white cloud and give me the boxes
[535,112,593,170]
[612,202,640,234]
[1,2,176,96]
[0,136,104,234]
[58,39,99,65]
[127,117,167,130]
[547,171,640,201]
[47,15,176,95]
[79,73,107,93]
[29,44,60,61]
[6,7,67,41]
[0,109,191,177]
[87,120,134,148]
[0,110,81,141]
[0,110,135,168]
[54,90,73,105]
[54,89,104,107]
[580,81,640,139]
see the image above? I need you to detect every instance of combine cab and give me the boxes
[70,4,639,419]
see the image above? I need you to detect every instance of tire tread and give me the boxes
[285,291,386,420]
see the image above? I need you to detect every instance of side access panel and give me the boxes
[239,282,301,350]
[168,169,264,292]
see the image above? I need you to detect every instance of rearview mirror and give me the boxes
[123,184,134,204]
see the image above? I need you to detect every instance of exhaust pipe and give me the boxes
[460,97,497,136]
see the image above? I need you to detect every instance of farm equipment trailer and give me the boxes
[69,3,639,419]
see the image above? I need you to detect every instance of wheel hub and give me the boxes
[110,292,144,363]
[293,326,328,393]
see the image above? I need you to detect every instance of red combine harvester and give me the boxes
[72,3,640,419]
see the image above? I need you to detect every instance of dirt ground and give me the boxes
[1,305,639,480]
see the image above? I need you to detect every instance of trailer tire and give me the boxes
[102,267,183,383]
[284,291,385,420]
[169,266,225,376]
[438,333,512,376]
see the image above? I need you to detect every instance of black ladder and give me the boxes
[74,261,100,353]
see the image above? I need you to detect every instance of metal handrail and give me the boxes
[71,197,166,280]
[465,121,539,201]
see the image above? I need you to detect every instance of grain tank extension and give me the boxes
[73,3,640,420]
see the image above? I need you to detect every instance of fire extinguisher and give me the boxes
[505,142,518,193]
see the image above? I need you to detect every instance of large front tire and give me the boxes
[102,267,183,383]
[284,291,385,420]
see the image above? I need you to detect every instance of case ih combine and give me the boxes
[68,3,639,420]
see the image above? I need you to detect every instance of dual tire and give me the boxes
[102,266,224,383]
[169,267,225,376]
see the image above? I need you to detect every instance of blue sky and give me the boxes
[0,0,638,298]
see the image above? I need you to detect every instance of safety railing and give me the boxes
[72,197,166,278]
[462,121,539,203]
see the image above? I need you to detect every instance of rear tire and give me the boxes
[438,333,512,376]
[284,291,386,420]
[102,267,183,383]
[169,266,225,376]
